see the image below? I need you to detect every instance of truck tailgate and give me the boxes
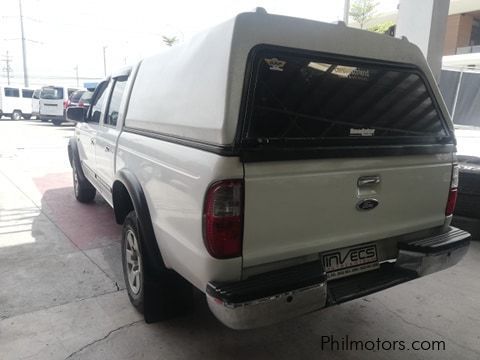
[242,154,452,267]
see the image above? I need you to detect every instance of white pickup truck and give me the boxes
[67,10,470,329]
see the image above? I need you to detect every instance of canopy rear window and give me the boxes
[242,48,452,148]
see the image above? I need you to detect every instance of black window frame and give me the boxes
[235,45,455,162]
[87,80,110,124]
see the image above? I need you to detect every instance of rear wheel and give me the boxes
[72,161,96,203]
[52,119,62,126]
[11,111,22,120]
[121,210,193,321]
[122,213,145,310]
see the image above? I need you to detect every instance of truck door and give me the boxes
[76,80,109,182]
[95,74,129,202]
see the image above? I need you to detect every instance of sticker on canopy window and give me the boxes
[350,128,375,136]
[264,58,286,72]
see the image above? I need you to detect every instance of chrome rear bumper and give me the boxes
[206,227,470,330]
[207,282,327,330]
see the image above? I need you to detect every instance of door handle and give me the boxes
[90,138,95,145]
[104,145,110,152]
[358,175,381,187]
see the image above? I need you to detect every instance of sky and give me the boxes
[0,0,398,88]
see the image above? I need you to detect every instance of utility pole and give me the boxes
[2,51,13,85]
[18,0,29,87]
[343,0,350,25]
[74,65,79,87]
[102,46,107,77]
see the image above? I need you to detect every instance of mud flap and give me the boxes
[143,270,194,324]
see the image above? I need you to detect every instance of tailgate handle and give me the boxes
[358,175,380,187]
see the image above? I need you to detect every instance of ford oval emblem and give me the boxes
[356,198,379,211]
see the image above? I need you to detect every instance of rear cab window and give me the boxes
[239,47,454,160]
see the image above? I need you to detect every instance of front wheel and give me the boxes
[72,161,96,203]
[23,115,31,120]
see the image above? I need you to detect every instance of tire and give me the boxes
[455,193,480,219]
[459,166,480,196]
[23,115,31,120]
[122,212,145,311]
[11,111,22,120]
[72,160,96,203]
[456,165,480,219]
[52,119,62,126]
[121,210,193,321]
[452,216,480,241]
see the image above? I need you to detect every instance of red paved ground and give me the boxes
[34,172,121,250]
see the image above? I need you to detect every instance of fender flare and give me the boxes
[114,169,166,274]
[68,137,88,183]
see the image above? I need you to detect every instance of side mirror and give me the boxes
[66,107,87,122]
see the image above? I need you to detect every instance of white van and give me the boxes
[39,86,77,125]
[0,86,34,120]
[32,89,41,119]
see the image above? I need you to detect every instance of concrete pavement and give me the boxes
[0,119,479,360]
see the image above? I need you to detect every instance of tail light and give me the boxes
[203,179,244,259]
[445,164,459,216]
[64,100,69,109]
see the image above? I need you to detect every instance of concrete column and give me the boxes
[396,0,450,81]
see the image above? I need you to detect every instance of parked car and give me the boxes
[452,125,480,239]
[0,86,34,120]
[39,85,77,125]
[67,10,470,329]
[67,90,87,108]
[32,89,41,119]
[77,90,93,108]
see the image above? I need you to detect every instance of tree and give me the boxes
[162,36,179,47]
[349,0,379,29]
[368,20,395,34]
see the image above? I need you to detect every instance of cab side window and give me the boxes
[105,76,128,127]
[89,82,109,123]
